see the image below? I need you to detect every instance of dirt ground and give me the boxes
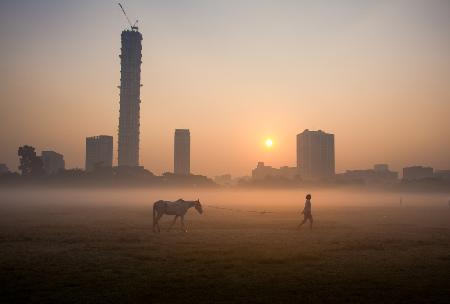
[0,188,449,303]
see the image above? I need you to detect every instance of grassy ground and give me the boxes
[0,188,449,303]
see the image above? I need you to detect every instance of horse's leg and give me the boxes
[153,210,158,233]
[152,205,157,232]
[167,215,178,232]
[180,215,186,232]
[156,213,163,233]
[153,212,159,233]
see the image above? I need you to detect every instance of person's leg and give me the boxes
[298,216,307,228]
[309,215,313,230]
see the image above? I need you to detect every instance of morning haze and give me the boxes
[1,0,450,176]
[2,1,450,303]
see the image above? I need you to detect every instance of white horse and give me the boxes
[153,199,203,232]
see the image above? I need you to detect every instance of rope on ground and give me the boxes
[205,204,293,215]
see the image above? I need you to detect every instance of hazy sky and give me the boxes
[1,0,449,176]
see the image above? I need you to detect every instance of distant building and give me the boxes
[0,164,9,175]
[118,28,143,167]
[403,166,433,181]
[85,135,113,172]
[236,176,252,184]
[252,162,278,180]
[297,129,335,180]
[337,164,398,184]
[252,162,299,180]
[214,174,232,186]
[434,170,450,181]
[41,151,65,174]
[174,129,190,175]
[374,164,389,172]
[279,166,300,179]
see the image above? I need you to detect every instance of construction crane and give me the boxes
[118,3,138,31]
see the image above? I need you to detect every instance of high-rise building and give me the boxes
[174,129,190,175]
[118,28,143,167]
[297,129,335,180]
[41,151,65,174]
[85,136,113,172]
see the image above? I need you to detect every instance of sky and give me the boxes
[1,0,449,176]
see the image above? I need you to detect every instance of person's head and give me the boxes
[306,194,311,200]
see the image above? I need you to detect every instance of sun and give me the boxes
[265,138,273,148]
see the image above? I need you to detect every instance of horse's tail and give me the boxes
[152,202,157,228]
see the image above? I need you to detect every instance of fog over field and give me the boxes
[2,187,449,208]
[1,188,450,303]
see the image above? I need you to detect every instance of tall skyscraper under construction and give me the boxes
[118,27,142,167]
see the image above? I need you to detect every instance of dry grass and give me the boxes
[0,188,449,303]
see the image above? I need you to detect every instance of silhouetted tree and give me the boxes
[18,145,44,177]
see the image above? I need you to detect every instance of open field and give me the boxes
[1,188,450,303]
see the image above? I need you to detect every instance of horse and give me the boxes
[152,199,203,232]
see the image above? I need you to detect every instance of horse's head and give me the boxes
[194,199,203,214]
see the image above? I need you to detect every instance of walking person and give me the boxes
[298,194,313,230]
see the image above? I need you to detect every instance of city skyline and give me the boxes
[1,1,450,176]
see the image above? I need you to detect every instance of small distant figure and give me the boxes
[399,197,403,207]
[298,194,313,230]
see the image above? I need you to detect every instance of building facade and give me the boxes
[403,166,434,181]
[85,136,113,172]
[434,170,450,181]
[374,164,389,172]
[297,129,335,180]
[174,129,190,175]
[336,164,398,184]
[118,28,143,167]
[252,162,299,180]
[41,151,65,175]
